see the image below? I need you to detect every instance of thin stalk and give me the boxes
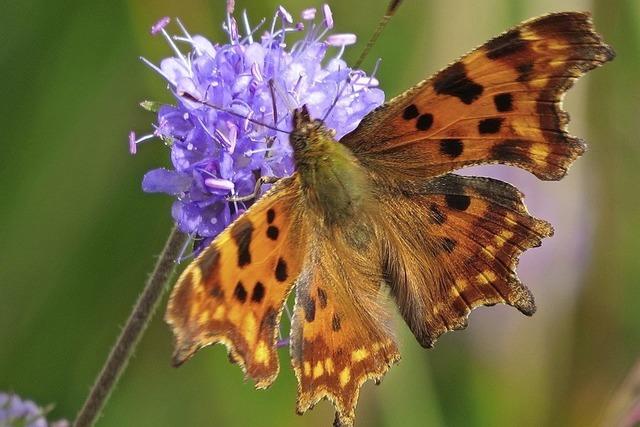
[73,226,187,427]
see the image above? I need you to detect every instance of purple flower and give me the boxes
[131,4,384,253]
[0,392,68,427]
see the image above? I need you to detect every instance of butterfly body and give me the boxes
[165,12,614,426]
[291,106,373,228]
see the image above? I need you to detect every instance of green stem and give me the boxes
[73,226,187,427]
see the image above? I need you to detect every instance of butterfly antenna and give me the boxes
[269,78,298,116]
[180,91,292,135]
[268,79,279,128]
[353,0,403,70]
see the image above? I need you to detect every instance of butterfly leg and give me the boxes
[227,176,280,202]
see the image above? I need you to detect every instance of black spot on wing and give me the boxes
[494,93,513,112]
[331,313,341,331]
[485,29,528,60]
[266,208,275,224]
[516,62,534,83]
[251,281,265,303]
[445,194,471,211]
[275,258,288,282]
[416,113,433,131]
[440,139,464,158]
[433,62,484,105]
[402,104,419,120]
[231,218,253,267]
[234,281,247,303]
[266,225,279,240]
[478,118,504,134]
[303,294,316,322]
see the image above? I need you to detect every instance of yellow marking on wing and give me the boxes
[504,213,517,227]
[531,142,552,166]
[455,278,469,292]
[351,348,370,363]
[313,361,324,379]
[433,302,445,316]
[212,305,225,320]
[254,340,269,364]
[244,313,257,346]
[304,361,311,377]
[339,367,351,388]
[191,266,203,285]
[228,304,241,324]
[325,358,334,375]
[483,270,497,282]
[494,230,514,248]
[475,273,489,285]
[197,310,210,325]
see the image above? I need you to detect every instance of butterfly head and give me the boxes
[290,105,337,155]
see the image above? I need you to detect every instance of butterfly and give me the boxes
[165,11,614,426]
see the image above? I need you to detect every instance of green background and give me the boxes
[2,0,639,426]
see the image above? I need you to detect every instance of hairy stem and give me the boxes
[73,226,187,427]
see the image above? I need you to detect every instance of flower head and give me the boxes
[0,392,68,427]
[132,4,384,253]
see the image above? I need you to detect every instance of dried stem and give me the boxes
[73,226,187,427]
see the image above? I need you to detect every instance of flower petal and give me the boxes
[142,168,192,194]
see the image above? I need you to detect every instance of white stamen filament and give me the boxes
[244,147,272,156]
[160,28,190,74]
[242,10,253,44]
[175,18,200,55]
[140,57,176,86]
[134,133,155,144]
[240,17,266,44]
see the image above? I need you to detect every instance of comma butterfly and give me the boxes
[165,7,614,426]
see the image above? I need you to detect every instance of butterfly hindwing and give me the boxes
[291,226,400,426]
[378,174,553,347]
[342,12,614,181]
[165,175,307,388]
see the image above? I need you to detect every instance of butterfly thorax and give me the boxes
[290,107,371,227]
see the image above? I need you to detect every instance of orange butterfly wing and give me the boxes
[166,175,307,388]
[378,174,552,347]
[290,225,399,426]
[342,12,614,182]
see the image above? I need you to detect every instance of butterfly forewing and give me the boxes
[166,175,307,388]
[342,12,614,182]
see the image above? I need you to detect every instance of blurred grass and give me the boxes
[1,1,638,426]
